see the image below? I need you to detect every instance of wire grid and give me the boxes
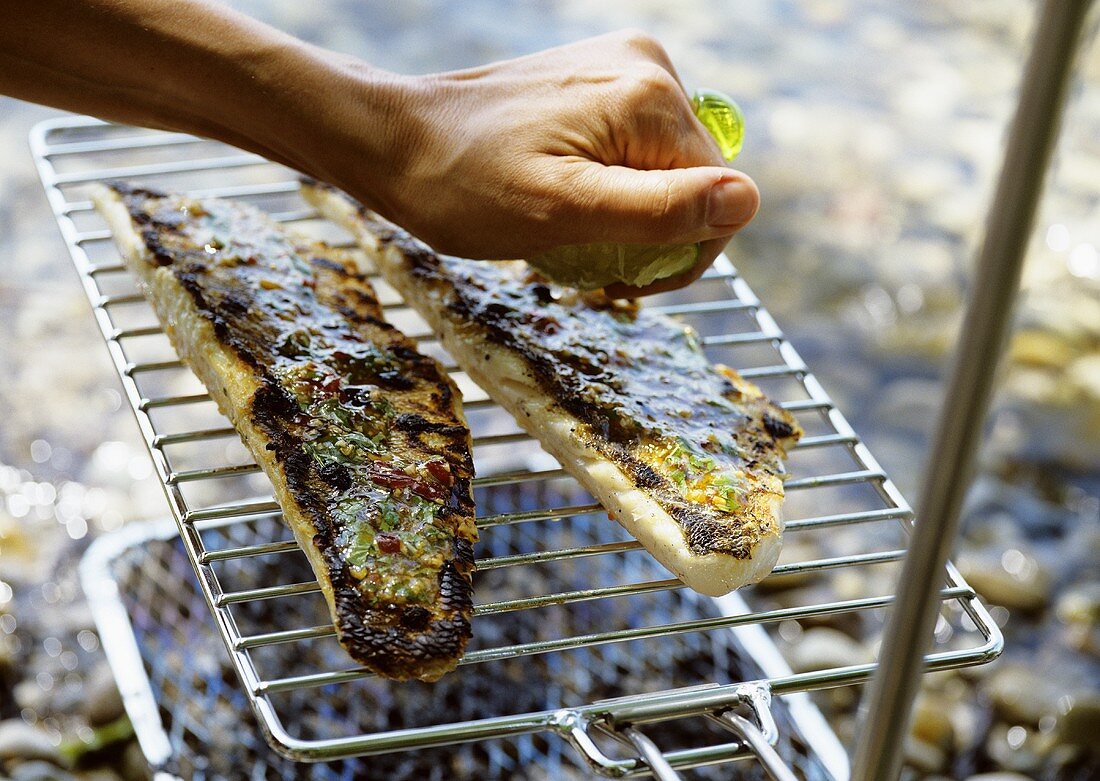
[34,117,1002,773]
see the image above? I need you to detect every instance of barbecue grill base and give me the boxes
[80,514,849,780]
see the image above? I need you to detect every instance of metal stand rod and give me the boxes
[851,2,1093,779]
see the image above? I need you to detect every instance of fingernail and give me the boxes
[706,179,757,228]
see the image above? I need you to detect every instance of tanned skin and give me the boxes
[2,1,759,297]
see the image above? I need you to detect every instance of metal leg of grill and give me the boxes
[852,2,1095,779]
[716,713,798,781]
[621,728,682,781]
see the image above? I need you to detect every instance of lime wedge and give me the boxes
[526,88,744,291]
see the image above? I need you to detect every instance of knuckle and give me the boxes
[617,28,660,52]
[626,63,678,101]
[617,29,674,69]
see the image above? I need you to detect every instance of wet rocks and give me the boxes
[119,740,151,781]
[986,665,1062,725]
[1054,693,1100,751]
[985,724,1044,776]
[904,735,947,774]
[786,627,873,674]
[8,761,76,781]
[81,664,124,728]
[0,721,61,767]
[0,3,1097,781]
[1056,582,1100,657]
[956,548,1052,613]
[910,692,955,751]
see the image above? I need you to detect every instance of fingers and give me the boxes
[553,162,759,247]
[603,236,729,299]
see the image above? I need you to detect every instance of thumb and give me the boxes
[558,163,759,246]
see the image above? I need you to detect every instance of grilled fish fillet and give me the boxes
[93,182,477,681]
[303,182,802,595]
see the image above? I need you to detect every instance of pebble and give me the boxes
[821,685,859,713]
[786,627,873,674]
[1068,354,1100,404]
[910,692,955,750]
[985,724,1043,775]
[1057,582,1100,624]
[78,770,124,781]
[1055,693,1100,751]
[120,740,151,781]
[0,6,1096,781]
[82,664,125,728]
[904,735,947,773]
[1010,331,1078,372]
[8,762,76,781]
[957,550,1052,613]
[12,682,49,715]
[986,665,1062,725]
[0,636,12,679]
[1056,582,1100,656]
[0,721,61,766]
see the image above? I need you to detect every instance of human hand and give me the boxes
[314,30,759,296]
[4,5,757,296]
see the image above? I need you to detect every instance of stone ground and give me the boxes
[0,1,1097,779]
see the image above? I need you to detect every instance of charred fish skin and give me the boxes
[93,181,476,681]
[303,180,802,596]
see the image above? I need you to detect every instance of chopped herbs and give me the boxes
[444,258,791,525]
[156,196,460,609]
[338,495,450,603]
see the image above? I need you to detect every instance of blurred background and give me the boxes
[0,1,1097,779]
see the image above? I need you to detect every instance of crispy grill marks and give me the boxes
[109,182,475,678]
[347,204,801,559]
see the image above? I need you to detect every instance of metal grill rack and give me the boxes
[32,117,1002,778]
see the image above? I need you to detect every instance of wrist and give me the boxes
[240,43,424,216]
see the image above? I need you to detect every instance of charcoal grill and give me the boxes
[78,510,849,779]
[31,2,1090,774]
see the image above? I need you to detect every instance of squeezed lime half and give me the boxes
[529,88,745,291]
[526,241,700,291]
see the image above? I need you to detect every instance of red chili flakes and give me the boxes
[376,533,401,554]
[424,459,451,485]
[369,463,415,490]
[370,463,444,500]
